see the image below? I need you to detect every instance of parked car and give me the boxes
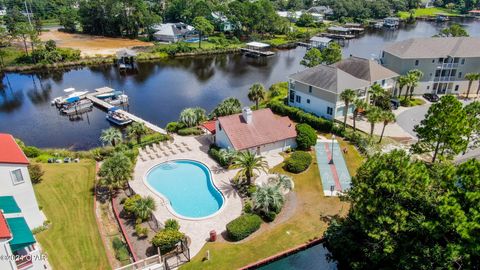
[423,93,439,102]
[390,98,400,110]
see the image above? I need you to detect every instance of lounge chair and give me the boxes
[163,152,170,157]
[140,156,147,162]
[174,143,181,148]
[166,144,173,150]
[186,147,192,151]
[181,142,188,147]
[156,152,162,158]
[178,148,185,153]
[170,150,176,155]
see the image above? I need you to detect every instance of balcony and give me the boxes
[437,63,458,69]
[434,76,454,82]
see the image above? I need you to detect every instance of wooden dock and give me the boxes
[320,32,355,40]
[240,48,275,57]
[86,87,166,134]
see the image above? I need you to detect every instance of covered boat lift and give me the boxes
[241,42,275,57]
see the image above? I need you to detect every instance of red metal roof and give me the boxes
[0,134,29,165]
[0,212,12,239]
[201,120,217,134]
[218,108,297,151]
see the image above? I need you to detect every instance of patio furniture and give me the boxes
[186,147,192,151]
[170,150,176,155]
[163,152,170,157]
[181,142,188,147]
[178,148,185,153]
[156,152,162,158]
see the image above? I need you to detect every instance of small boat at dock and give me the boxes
[60,100,93,115]
[51,88,89,107]
[106,107,132,126]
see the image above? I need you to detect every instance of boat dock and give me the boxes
[86,87,166,134]
[241,42,275,57]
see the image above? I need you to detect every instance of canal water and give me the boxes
[1,19,479,149]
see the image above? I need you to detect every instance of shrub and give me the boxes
[23,146,42,158]
[164,219,180,231]
[123,195,141,215]
[112,237,130,262]
[263,211,277,222]
[28,164,44,184]
[151,229,185,253]
[166,121,184,133]
[247,185,257,196]
[296,123,317,150]
[135,224,148,238]
[285,151,312,173]
[208,146,236,167]
[268,101,332,132]
[177,127,204,136]
[226,214,262,241]
[243,201,253,214]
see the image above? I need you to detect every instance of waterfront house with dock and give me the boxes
[381,37,480,95]
[288,56,398,120]
[152,23,197,43]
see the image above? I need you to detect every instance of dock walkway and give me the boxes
[86,87,166,134]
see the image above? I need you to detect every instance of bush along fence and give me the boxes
[267,101,333,132]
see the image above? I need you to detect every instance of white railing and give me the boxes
[116,254,164,270]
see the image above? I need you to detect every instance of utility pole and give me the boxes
[24,0,32,28]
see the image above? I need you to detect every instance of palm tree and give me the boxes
[464,73,479,99]
[132,196,156,221]
[366,106,382,139]
[353,99,368,132]
[179,107,206,127]
[396,75,409,98]
[98,152,133,198]
[268,174,293,191]
[248,83,266,110]
[368,84,385,105]
[210,97,242,118]
[378,110,396,143]
[340,89,357,129]
[100,127,122,147]
[252,184,284,214]
[127,122,148,145]
[230,151,269,186]
[406,69,423,100]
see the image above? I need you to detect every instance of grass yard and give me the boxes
[398,7,459,19]
[34,161,110,270]
[181,152,355,270]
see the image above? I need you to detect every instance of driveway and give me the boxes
[395,103,431,139]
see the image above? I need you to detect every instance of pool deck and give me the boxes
[129,135,284,259]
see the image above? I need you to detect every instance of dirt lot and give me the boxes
[40,28,153,57]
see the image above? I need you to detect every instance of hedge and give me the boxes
[152,228,185,254]
[268,101,332,132]
[177,127,204,136]
[226,214,262,241]
[285,151,312,173]
[296,123,317,150]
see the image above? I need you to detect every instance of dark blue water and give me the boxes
[1,19,479,149]
[258,243,336,270]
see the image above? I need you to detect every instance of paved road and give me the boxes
[396,103,431,139]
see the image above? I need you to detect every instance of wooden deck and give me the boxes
[240,48,275,57]
[320,33,356,39]
[86,87,166,134]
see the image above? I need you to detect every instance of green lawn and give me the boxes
[181,150,358,270]
[34,161,110,270]
[398,7,460,19]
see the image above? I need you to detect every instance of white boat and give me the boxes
[106,107,132,126]
[61,100,93,115]
[51,88,89,106]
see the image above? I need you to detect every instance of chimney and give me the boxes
[242,107,253,124]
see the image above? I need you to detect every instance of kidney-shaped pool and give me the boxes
[145,160,224,219]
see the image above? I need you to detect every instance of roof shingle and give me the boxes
[332,56,399,83]
[0,134,29,165]
[218,109,297,151]
[383,37,480,59]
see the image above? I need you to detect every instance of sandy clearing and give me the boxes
[40,28,154,57]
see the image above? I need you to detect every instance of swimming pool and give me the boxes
[145,160,224,219]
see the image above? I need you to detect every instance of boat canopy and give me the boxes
[64,87,75,93]
[65,96,80,103]
[109,107,120,112]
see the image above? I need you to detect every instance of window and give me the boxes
[458,72,462,79]
[461,58,465,65]
[435,70,441,77]
[307,99,310,104]
[427,86,430,90]
[308,86,312,93]
[289,90,295,103]
[295,95,301,103]
[432,59,435,63]
[454,58,459,63]
[11,169,24,185]
[327,107,333,115]
[381,79,386,86]
[439,57,444,63]
[455,85,459,91]
[450,70,456,77]
[415,60,419,66]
